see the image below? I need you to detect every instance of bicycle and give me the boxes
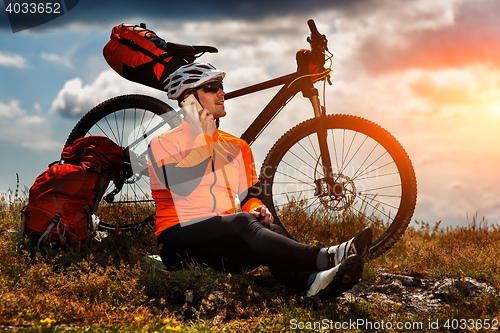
[65,19,417,259]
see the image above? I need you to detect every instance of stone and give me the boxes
[339,273,497,314]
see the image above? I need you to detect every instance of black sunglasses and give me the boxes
[198,81,224,93]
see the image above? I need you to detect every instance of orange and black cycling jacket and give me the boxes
[148,120,263,237]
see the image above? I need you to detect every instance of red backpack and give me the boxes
[103,23,218,91]
[17,136,124,251]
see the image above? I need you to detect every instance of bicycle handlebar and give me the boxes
[307,19,321,39]
[306,19,328,66]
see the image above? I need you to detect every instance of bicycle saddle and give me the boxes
[166,42,218,55]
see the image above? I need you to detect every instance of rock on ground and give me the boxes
[340,273,497,314]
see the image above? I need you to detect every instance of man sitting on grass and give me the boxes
[148,62,372,299]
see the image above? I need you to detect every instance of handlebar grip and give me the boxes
[307,19,320,36]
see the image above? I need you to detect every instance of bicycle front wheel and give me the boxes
[66,94,181,230]
[260,114,417,259]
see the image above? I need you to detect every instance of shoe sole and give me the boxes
[317,254,364,300]
[352,227,373,257]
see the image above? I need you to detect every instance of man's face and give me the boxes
[196,80,226,118]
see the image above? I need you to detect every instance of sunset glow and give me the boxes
[1,0,499,227]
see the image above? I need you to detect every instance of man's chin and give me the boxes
[215,109,226,118]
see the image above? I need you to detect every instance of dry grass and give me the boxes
[377,219,500,284]
[1,189,500,332]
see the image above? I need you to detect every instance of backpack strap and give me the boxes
[16,205,28,253]
[84,166,111,236]
[85,204,102,236]
[118,38,171,68]
[56,217,67,239]
[89,167,112,211]
[37,214,61,250]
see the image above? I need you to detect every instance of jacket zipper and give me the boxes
[209,148,217,212]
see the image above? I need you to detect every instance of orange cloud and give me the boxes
[355,0,500,73]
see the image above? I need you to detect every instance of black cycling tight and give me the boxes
[157,212,322,289]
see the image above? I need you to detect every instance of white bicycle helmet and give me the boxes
[164,62,225,100]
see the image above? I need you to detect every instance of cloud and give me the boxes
[349,0,500,74]
[41,52,73,69]
[51,69,166,118]
[32,0,370,28]
[20,138,61,151]
[155,17,309,77]
[0,100,61,151]
[0,99,25,118]
[1,0,381,33]
[447,180,465,191]
[408,66,500,106]
[0,51,27,68]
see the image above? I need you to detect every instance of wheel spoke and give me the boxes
[261,114,416,260]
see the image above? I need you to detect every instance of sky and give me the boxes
[1,0,499,229]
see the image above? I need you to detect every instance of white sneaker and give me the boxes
[307,254,364,299]
[328,227,372,267]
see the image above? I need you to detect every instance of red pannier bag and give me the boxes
[103,23,218,91]
[17,136,124,251]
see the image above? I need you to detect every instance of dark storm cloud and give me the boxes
[0,0,373,31]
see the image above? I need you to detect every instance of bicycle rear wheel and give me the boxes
[260,114,417,259]
[66,94,181,230]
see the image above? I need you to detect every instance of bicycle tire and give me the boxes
[66,94,180,231]
[259,114,417,259]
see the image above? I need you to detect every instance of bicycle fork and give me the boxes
[307,89,345,201]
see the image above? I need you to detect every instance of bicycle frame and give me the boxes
[225,66,335,193]
[224,72,301,145]
[126,69,324,158]
[225,70,323,146]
